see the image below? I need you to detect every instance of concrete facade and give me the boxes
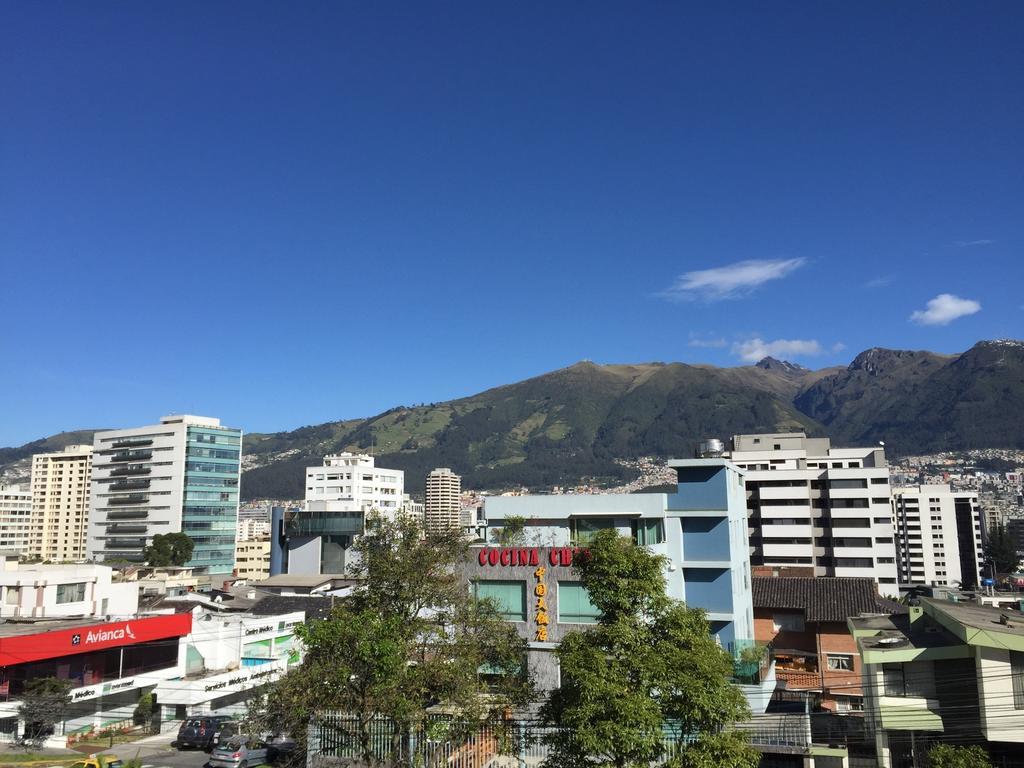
[0,562,138,618]
[87,415,242,574]
[0,484,32,555]
[425,467,461,533]
[891,484,984,589]
[726,432,899,595]
[29,444,93,562]
[234,537,271,580]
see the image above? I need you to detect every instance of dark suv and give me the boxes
[176,716,234,750]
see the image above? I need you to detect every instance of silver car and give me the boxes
[209,736,271,768]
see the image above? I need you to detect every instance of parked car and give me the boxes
[69,756,124,768]
[176,715,233,750]
[210,735,271,768]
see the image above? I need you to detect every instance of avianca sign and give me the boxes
[0,613,191,666]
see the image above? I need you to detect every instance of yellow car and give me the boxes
[69,755,124,768]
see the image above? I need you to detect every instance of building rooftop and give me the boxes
[926,597,1024,638]
[0,616,132,638]
[255,574,349,588]
[753,577,903,623]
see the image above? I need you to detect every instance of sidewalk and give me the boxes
[95,732,177,759]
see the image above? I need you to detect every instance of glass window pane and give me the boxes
[473,580,526,622]
[558,582,600,623]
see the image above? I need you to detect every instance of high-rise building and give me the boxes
[29,444,93,562]
[304,453,404,515]
[0,484,32,554]
[273,453,407,576]
[425,467,461,533]
[724,432,899,595]
[87,415,242,574]
[891,484,985,588]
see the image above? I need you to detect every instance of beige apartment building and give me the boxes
[30,444,93,562]
[234,538,271,580]
[424,467,461,533]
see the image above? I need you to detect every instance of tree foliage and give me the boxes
[540,530,756,768]
[927,743,993,768]
[18,677,72,746]
[984,523,1020,576]
[489,515,527,546]
[256,513,531,765]
[143,532,195,567]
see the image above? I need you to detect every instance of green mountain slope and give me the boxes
[3,340,1022,498]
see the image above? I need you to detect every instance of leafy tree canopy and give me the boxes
[255,513,531,765]
[984,523,1021,576]
[540,529,756,768]
[927,743,993,768]
[18,677,72,745]
[143,532,195,567]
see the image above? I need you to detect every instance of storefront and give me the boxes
[0,614,192,745]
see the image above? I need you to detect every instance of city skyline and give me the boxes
[3,3,1022,445]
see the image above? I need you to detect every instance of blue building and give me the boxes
[479,458,773,711]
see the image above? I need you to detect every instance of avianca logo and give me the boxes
[81,623,137,645]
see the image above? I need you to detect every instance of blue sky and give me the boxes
[2,2,1022,445]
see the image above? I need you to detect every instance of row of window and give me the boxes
[472,580,599,623]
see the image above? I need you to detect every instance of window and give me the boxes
[631,519,665,546]
[772,613,805,632]
[827,654,854,671]
[570,517,615,545]
[558,582,600,624]
[835,557,874,568]
[871,478,889,485]
[830,479,867,490]
[56,582,86,604]
[472,581,526,622]
[1012,651,1024,709]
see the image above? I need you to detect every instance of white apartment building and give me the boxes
[87,415,242,574]
[237,516,271,541]
[30,444,93,562]
[425,467,461,533]
[304,453,404,515]
[0,484,32,554]
[891,484,984,588]
[725,433,899,595]
[0,560,138,618]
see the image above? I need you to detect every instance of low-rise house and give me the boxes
[849,597,1024,767]
[753,576,901,713]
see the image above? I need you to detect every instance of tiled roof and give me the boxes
[752,577,904,623]
[250,595,337,622]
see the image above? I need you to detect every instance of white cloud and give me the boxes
[732,337,824,363]
[909,293,982,326]
[864,275,894,289]
[953,239,994,247]
[662,257,805,301]
[687,333,728,348]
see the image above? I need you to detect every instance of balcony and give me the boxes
[109,479,150,491]
[112,438,153,449]
[108,524,147,534]
[109,465,151,477]
[108,494,147,505]
[107,509,148,520]
[110,450,152,463]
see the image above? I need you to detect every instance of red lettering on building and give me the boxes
[478,550,488,566]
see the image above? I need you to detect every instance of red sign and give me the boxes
[0,613,192,666]
[476,547,585,568]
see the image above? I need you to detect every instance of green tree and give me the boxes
[540,530,757,768]
[258,513,531,766]
[143,532,195,567]
[489,515,527,546]
[18,677,72,747]
[133,691,154,726]
[927,743,993,768]
[984,522,1020,577]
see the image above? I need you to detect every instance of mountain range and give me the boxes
[2,339,1022,499]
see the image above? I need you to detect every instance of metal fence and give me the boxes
[308,711,819,768]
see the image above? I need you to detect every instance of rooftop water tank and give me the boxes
[697,439,725,458]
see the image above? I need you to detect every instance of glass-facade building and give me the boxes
[183,425,242,574]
